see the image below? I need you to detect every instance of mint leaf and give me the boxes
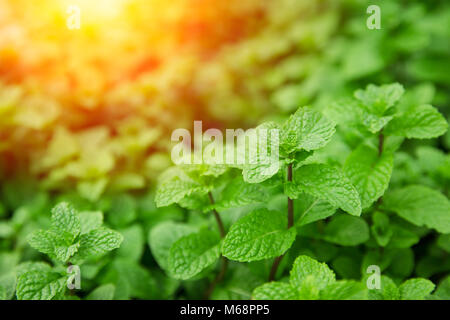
[289,255,335,299]
[354,83,404,116]
[385,104,448,139]
[116,224,144,262]
[107,194,137,227]
[437,234,450,253]
[252,282,298,300]
[86,284,115,300]
[242,122,281,183]
[319,281,367,300]
[387,224,420,249]
[167,229,221,280]
[280,107,335,154]
[212,177,268,211]
[383,185,450,233]
[51,202,81,241]
[399,278,435,300]
[434,276,450,300]
[368,275,400,300]
[362,113,393,134]
[0,273,16,300]
[344,144,393,209]
[222,209,296,262]
[292,164,361,216]
[16,270,67,300]
[54,242,80,262]
[155,168,207,207]
[290,255,335,292]
[104,259,156,299]
[294,192,336,227]
[28,230,63,258]
[371,211,393,247]
[16,262,52,277]
[78,211,103,235]
[322,215,370,246]
[149,222,196,271]
[28,230,78,263]
[0,286,6,300]
[77,228,123,259]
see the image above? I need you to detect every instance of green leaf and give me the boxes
[292,164,361,216]
[222,209,296,262]
[16,270,67,300]
[434,276,450,300]
[177,192,209,210]
[51,202,81,241]
[280,107,335,154]
[0,286,6,300]
[354,83,404,116]
[290,255,335,292]
[77,178,108,202]
[0,273,16,300]
[242,122,281,183]
[28,230,78,263]
[104,259,156,299]
[322,215,370,246]
[211,264,263,299]
[388,248,414,278]
[294,193,336,227]
[15,262,52,277]
[116,224,144,262]
[342,40,384,79]
[28,230,63,258]
[437,234,450,253]
[344,144,393,209]
[107,194,137,227]
[0,221,14,238]
[168,229,221,280]
[77,228,123,258]
[399,278,435,300]
[368,275,400,300]
[319,281,367,300]
[0,252,20,275]
[385,104,448,139]
[54,242,80,262]
[149,222,197,271]
[86,284,115,300]
[371,211,393,247]
[78,211,103,235]
[387,224,420,249]
[383,185,450,233]
[252,282,298,300]
[155,168,207,207]
[212,177,268,211]
[362,113,393,134]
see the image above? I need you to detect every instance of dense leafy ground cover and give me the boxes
[0,0,449,300]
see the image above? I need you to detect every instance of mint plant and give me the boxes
[15,202,123,300]
[1,0,449,302]
[152,82,449,300]
[252,255,435,300]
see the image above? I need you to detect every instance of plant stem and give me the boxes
[205,192,228,299]
[268,255,284,282]
[378,130,384,156]
[287,163,294,229]
[208,192,225,238]
[269,163,294,282]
